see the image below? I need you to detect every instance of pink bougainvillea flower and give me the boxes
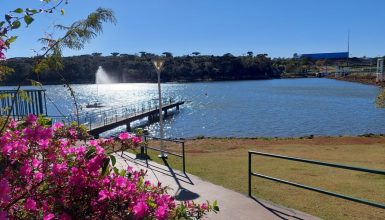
[26,114,37,125]
[133,201,148,219]
[118,132,131,140]
[52,163,67,175]
[34,172,44,182]
[24,198,37,211]
[115,176,127,188]
[0,211,7,220]
[201,203,208,210]
[0,38,6,61]
[132,136,141,144]
[58,212,72,220]
[20,162,32,176]
[52,122,64,131]
[43,213,55,220]
[0,115,214,219]
[155,205,168,220]
[97,189,109,202]
[38,139,49,150]
[0,179,10,202]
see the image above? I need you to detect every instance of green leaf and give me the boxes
[85,147,96,159]
[110,155,116,166]
[5,14,12,24]
[26,8,38,14]
[113,167,119,175]
[24,15,34,25]
[11,20,21,29]
[119,169,126,177]
[213,200,220,211]
[30,80,42,87]
[0,21,5,28]
[61,9,65,15]
[5,36,18,47]
[13,8,23,13]
[101,158,110,176]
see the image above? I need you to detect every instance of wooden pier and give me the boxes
[85,101,184,137]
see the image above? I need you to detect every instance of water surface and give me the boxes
[4,78,385,138]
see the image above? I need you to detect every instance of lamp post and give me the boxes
[153,58,167,158]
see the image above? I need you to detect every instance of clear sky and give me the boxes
[2,0,385,58]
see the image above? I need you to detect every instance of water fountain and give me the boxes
[86,66,113,108]
[96,66,114,84]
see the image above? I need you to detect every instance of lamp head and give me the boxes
[153,59,164,71]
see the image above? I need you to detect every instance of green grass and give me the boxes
[140,137,385,220]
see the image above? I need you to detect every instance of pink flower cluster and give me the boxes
[0,115,217,219]
[0,38,6,60]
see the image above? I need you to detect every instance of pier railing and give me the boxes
[144,136,186,173]
[50,97,177,130]
[248,151,385,209]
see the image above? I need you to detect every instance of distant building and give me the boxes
[300,52,349,60]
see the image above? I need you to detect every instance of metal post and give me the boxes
[248,152,252,197]
[153,59,167,159]
[157,69,166,158]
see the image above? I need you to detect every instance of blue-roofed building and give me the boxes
[300,52,349,60]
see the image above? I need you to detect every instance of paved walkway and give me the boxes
[114,152,320,220]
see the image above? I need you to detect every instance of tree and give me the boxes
[192,52,200,56]
[92,52,102,56]
[111,52,119,56]
[247,51,253,57]
[162,52,173,58]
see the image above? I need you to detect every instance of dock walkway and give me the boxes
[87,101,184,137]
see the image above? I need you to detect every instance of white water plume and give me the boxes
[95,66,114,84]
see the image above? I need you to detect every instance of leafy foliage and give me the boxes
[0,115,217,219]
[3,53,281,84]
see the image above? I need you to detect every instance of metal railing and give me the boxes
[144,136,186,173]
[248,151,385,209]
[47,97,178,129]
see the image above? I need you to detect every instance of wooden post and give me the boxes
[126,122,131,132]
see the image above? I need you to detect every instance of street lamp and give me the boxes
[153,58,167,159]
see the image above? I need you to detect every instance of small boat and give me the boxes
[85,101,105,108]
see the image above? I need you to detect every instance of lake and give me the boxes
[4,78,385,138]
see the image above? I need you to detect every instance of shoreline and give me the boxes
[179,133,385,141]
[327,75,385,87]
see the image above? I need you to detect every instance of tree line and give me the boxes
[3,52,379,85]
[2,52,281,85]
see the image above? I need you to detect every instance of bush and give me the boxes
[0,115,218,219]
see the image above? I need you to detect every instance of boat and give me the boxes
[85,101,105,108]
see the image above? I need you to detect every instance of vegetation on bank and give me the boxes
[4,53,281,85]
[4,52,384,85]
[142,137,385,220]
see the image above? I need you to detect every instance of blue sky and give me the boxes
[2,0,385,58]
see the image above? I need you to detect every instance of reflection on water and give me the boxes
[4,78,385,138]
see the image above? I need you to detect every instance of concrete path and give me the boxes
[114,152,320,220]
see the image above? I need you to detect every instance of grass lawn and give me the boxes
[141,136,385,220]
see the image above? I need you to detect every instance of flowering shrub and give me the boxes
[0,115,218,219]
[0,38,6,60]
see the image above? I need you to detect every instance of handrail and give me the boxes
[144,135,185,143]
[248,151,385,210]
[50,98,181,130]
[144,136,186,173]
